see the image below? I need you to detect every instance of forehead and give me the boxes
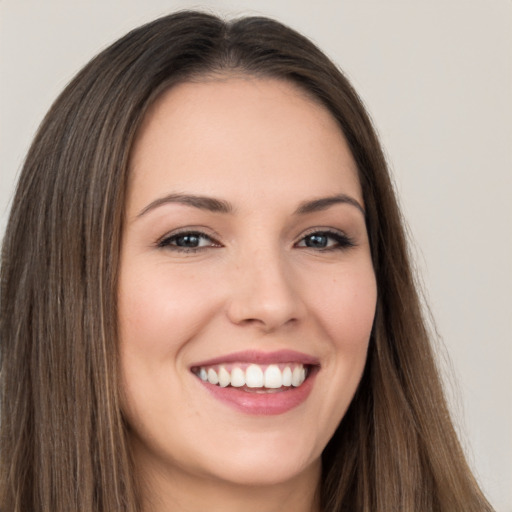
[127,77,362,213]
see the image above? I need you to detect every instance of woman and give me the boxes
[0,10,494,512]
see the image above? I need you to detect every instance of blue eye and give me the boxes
[296,231,354,250]
[158,231,218,252]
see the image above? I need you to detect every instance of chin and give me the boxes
[199,453,320,488]
[131,424,322,490]
[187,427,323,487]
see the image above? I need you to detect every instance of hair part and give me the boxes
[1,10,493,511]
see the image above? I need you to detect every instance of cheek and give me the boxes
[116,263,221,429]
[306,263,377,348]
[117,263,217,436]
[292,262,376,454]
[118,262,219,357]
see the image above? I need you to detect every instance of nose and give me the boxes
[226,248,305,332]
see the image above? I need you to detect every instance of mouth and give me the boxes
[191,362,311,391]
[190,350,320,415]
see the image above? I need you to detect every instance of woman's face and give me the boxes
[118,77,377,489]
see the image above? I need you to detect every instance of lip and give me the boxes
[191,349,320,367]
[190,350,320,415]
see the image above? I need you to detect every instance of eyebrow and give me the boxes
[294,194,365,216]
[136,192,364,218]
[137,193,233,217]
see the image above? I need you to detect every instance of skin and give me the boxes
[118,76,377,512]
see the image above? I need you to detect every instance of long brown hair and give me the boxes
[0,11,493,511]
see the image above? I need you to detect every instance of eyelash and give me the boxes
[157,229,355,253]
[295,230,355,251]
[157,231,220,253]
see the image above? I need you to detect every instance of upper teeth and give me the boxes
[195,363,307,389]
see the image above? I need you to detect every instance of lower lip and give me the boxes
[195,370,317,415]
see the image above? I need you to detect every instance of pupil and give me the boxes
[306,234,327,248]
[177,234,199,247]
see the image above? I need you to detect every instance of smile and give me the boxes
[192,363,309,390]
[190,350,320,415]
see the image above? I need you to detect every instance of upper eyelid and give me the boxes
[156,226,352,247]
[295,227,348,240]
[294,228,356,249]
[157,227,221,245]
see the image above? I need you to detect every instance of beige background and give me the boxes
[1,1,511,510]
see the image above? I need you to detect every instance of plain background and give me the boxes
[1,1,511,510]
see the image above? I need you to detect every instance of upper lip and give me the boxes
[190,349,320,368]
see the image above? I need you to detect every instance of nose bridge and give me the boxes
[226,241,302,331]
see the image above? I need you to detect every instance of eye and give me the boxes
[295,230,354,250]
[158,231,220,252]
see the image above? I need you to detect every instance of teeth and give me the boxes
[195,363,309,389]
[207,368,219,385]
[218,366,230,388]
[246,364,264,388]
[264,364,282,388]
[292,366,305,387]
[282,366,292,386]
[231,367,245,387]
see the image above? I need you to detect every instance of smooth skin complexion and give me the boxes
[118,77,377,512]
